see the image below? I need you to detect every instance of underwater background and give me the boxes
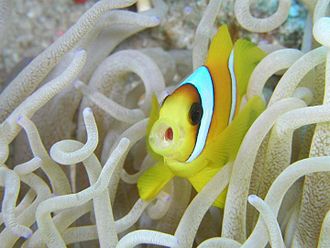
[0,0,329,247]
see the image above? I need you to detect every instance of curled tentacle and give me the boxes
[174,163,232,248]
[192,0,224,68]
[248,195,285,248]
[243,156,330,248]
[269,47,327,105]
[0,167,32,239]
[17,116,71,195]
[36,138,130,248]
[0,50,87,164]
[0,0,137,121]
[234,0,291,32]
[247,49,303,100]
[198,237,241,248]
[318,210,330,247]
[50,108,98,165]
[222,98,306,242]
[74,81,145,124]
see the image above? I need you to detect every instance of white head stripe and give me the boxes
[180,66,214,162]
[228,49,237,124]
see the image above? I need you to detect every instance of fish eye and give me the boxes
[189,102,203,125]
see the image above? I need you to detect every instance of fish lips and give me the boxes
[148,119,185,159]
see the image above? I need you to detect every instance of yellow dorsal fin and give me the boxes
[146,95,162,161]
[233,39,266,97]
[204,25,234,132]
[205,25,233,70]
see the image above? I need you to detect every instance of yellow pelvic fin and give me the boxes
[188,166,227,208]
[137,161,174,200]
[205,25,233,69]
[206,96,266,165]
[233,39,266,97]
[146,95,162,161]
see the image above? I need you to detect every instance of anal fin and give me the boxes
[188,166,227,208]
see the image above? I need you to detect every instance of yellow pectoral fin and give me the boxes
[146,95,162,161]
[207,95,266,164]
[147,95,160,134]
[188,166,227,208]
[137,161,174,201]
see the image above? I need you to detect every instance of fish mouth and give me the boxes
[148,119,184,157]
[164,127,173,141]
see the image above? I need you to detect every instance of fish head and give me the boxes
[148,84,202,162]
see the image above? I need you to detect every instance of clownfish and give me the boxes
[137,25,266,208]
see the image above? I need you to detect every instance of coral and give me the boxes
[0,0,330,247]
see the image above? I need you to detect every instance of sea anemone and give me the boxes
[0,0,329,247]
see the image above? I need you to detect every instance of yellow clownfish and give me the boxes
[137,25,266,208]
